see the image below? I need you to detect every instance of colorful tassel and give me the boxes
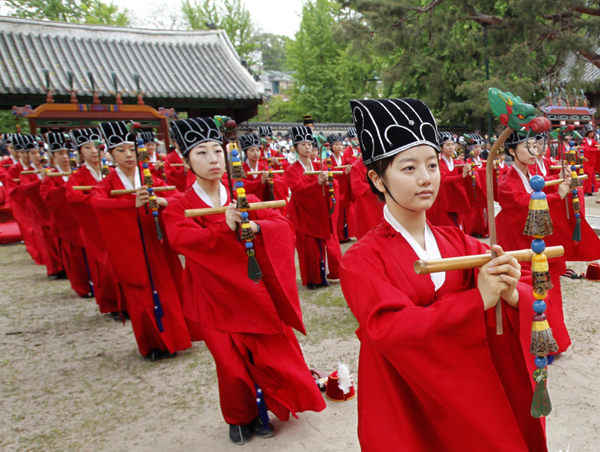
[570,165,582,243]
[147,188,163,242]
[230,145,262,282]
[525,175,559,418]
[325,150,336,215]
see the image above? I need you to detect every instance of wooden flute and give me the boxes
[185,199,286,217]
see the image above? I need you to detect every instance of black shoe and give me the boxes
[307,283,317,290]
[229,423,253,445]
[250,416,274,439]
[320,280,330,288]
[109,312,122,322]
[48,270,67,280]
[80,293,94,299]
[144,348,177,362]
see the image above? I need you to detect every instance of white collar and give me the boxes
[11,155,18,164]
[333,153,343,166]
[513,164,533,194]
[383,205,445,291]
[56,165,70,182]
[298,158,314,172]
[84,162,101,182]
[148,152,157,162]
[247,161,259,178]
[536,158,547,177]
[116,167,141,190]
[193,181,228,207]
[498,161,505,168]
[176,149,183,160]
[442,154,454,171]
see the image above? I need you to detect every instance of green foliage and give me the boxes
[249,96,298,122]
[0,111,30,134]
[339,0,600,126]
[286,0,380,123]
[5,0,130,26]
[181,0,259,64]
[254,34,290,72]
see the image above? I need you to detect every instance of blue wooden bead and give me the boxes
[152,211,159,217]
[530,175,545,192]
[245,242,253,249]
[137,139,144,145]
[231,150,239,157]
[235,181,244,188]
[532,300,546,314]
[575,213,580,219]
[535,356,548,368]
[241,211,249,219]
[531,191,546,200]
[231,156,240,163]
[572,189,578,196]
[142,163,149,169]
[531,239,545,254]
[571,165,577,171]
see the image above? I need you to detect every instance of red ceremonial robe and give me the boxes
[285,161,342,286]
[426,156,469,229]
[349,159,383,240]
[261,146,290,171]
[343,145,362,165]
[581,137,599,194]
[5,162,42,263]
[91,170,191,356]
[40,169,91,296]
[464,158,489,237]
[331,152,354,241]
[496,166,600,353]
[65,166,120,313]
[241,161,288,215]
[18,171,63,276]
[340,221,546,452]
[163,186,326,425]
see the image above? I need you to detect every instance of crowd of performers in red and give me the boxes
[1,104,599,450]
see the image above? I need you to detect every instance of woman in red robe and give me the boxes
[5,136,43,264]
[426,131,470,229]
[65,128,121,317]
[341,98,547,452]
[40,133,92,297]
[328,134,354,242]
[464,139,489,237]
[581,125,599,195]
[285,126,342,289]
[16,137,64,277]
[239,132,288,215]
[91,121,191,360]
[349,157,382,240]
[498,131,600,356]
[163,117,325,445]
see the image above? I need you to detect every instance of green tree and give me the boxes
[181,0,259,64]
[0,111,30,135]
[254,33,290,72]
[5,0,130,26]
[286,0,379,122]
[339,0,600,126]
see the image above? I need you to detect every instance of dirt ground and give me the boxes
[1,217,599,451]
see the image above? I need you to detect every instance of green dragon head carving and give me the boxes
[488,88,550,135]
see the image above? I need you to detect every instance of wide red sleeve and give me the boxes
[285,162,335,239]
[90,177,149,286]
[162,194,305,335]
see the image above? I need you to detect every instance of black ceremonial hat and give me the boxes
[303,114,314,126]
[99,121,135,149]
[44,132,69,152]
[141,131,156,143]
[3,133,13,145]
[347,127,357,138]
[505,130,532,147]
[535,131,548,141]
[239,133,261,152]
[327,134,343,146]
[14,134,39,151]
[437,131,454,146]
[258,126,273,138]
[291,126,313,146]
[350,98,439,165]
[71,128,102,148]
[170,117,222,157]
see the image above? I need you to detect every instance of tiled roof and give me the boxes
[559,50,600,84]
[0,17,262,102]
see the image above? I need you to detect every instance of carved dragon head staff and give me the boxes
[488,88,550,135]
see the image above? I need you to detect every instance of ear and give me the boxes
[367,169,385,195]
